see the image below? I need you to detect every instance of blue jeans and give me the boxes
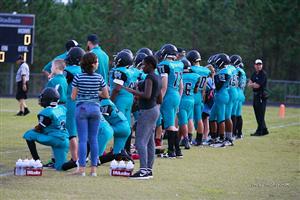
[76,102,101,167]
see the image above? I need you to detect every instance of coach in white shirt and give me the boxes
[15,55,30,116]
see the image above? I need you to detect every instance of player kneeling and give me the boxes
[98,98,132,164]
[23,88,69,170]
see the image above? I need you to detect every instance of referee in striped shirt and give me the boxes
[71,52,109,176]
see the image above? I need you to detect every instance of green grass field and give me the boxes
[0,98,299,200]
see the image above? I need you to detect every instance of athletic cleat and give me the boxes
[62,159,77,171]
[192,139,202,146]
[175,149,183,158]
[117,150,135,164]
[43,159,55,168]
[157,152,169,158]
[167,151,176,159]
[182,137,190,149]
[129,170,149,180]
[236,134,244,140]
[202,140,210,146]
[223,139,234,146]
[209,141,225,148]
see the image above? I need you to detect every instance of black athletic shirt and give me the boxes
[138,72,162,110]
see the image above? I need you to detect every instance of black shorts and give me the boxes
[16,81,29,100]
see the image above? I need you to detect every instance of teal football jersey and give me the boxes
[46,74,68,103]
[214,67,231,92]
[64,65,82,99]
[157,60,184,92]
[191,65,210,103]
[100,99,127,124]
[182,72,201,99]
[38,105,68,139]
[227,65,239,88]
[237,67,247,90]
[110,66,134,96]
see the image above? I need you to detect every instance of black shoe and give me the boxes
[16,111,24,116]
[193,138,203,146]
[129,170,149,180]
[23,108,30,116]
[223,139,234,146]
[147,169,153,179]
[261,129,269,136]
[250,131,262,136]
[118,150,135,164]
[43,158,55,168]
[175,149,183,158]
[167,151,176,159]
[61,159,77,171]
[183,137,190,149]
[236,134,243,139]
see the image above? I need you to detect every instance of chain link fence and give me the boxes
[0,72,300,104]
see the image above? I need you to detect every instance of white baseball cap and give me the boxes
[255,59,263,64]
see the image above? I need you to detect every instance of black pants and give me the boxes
[253,94,267,132]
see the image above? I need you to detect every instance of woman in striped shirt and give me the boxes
[71,52,109,176]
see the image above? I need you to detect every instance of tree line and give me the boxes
[1,0,299,80]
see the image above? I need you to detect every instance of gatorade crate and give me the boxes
[110,169,133,177]
[14,167,43,176]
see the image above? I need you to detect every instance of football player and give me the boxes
[23,88,69,170]
[209,53,231,147]
[110,50,135,155]
[157,44,184,158]
[186,50,210,145]
[61,47,84,170]
[178,59,201,150]
[230,55,246,139]
[98,98,132,164]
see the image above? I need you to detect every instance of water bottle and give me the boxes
[126,161,134,172]
[110,159,118,175]
[15,159,23,176]
[29,159,35,168]
[22,159,29,175]
[35,160,43,169]
[118,160,126,170]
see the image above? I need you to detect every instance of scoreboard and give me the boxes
[0,13,35,64]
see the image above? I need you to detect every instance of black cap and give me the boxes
[16,54,24,61]
[65,40,79,51]
[87,34,99,44]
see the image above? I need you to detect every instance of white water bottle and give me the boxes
[22,159,29,175]
[126,161,134,171]
[110,160,118,175]
[34,160,43,168]
[15,159,23,176]
[118,160,126,170]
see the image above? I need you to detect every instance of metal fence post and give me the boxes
[9,64,14,95]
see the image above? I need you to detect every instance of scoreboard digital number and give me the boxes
[0,13,35,64]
